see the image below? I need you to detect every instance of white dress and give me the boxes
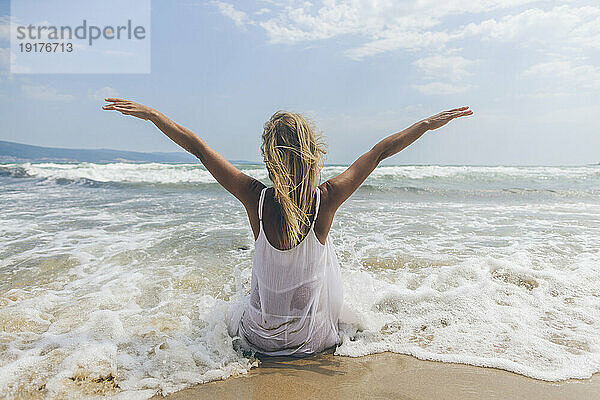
[227,186,344,356]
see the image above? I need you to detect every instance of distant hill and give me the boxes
[0,140,256,164]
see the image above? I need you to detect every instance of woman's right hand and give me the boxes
[102,98,156,121]
[422,106,473,131]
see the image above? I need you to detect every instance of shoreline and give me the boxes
[154,352,600,399]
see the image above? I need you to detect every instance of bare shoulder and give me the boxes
[244,179,267,241]
[318,180,342,215]
[245,178,267,209]
[318,181,334,208]
[314,182,337,243]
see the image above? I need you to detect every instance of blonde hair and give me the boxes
[261,111,327,250]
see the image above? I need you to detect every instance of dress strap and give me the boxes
[311,187,321,229]
[258,187,267,222]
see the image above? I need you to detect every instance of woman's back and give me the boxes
[229,186,344,356]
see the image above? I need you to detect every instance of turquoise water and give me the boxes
[1,162,600,398]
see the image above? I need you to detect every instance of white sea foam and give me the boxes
[1,163,600,398]
[0,213,257,399]
[335,257,600,380]
[1,162,598,186]
[14,162,268,184]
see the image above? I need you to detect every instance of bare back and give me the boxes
[247,182,339,249]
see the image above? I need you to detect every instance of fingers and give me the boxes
[438,107,469,116]
[429,108,472,125]
[103,98,137,108]
[456,110,473,117]
[101,104,134,115]
[449,106,470,112]
[449,108,473,118]
[102,103,137,112]
[112,107,132,113]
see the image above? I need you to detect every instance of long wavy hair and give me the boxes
[261,111,327,250]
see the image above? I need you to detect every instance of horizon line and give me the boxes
[0,139,597,167]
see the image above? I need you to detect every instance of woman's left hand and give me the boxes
[102,98,155,120]
[422,106,473,131]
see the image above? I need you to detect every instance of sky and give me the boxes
[0,0,598,165]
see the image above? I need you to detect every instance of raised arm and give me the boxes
[102,98,261,205]
[322,106,473,211]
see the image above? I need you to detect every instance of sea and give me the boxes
[1,162,599,399]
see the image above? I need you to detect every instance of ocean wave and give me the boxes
[365,165,600,181]
[0,165,34,179]
[1,163,598,188]
[0,162,267,184]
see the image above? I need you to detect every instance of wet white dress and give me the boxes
[227,186,344,356]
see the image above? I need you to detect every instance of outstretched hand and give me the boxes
[102,98,155,120]
[423,106,473,131]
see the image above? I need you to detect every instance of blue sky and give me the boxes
[0,0,598,165]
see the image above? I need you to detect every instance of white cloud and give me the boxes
[414,55,475,82]
[258,5,441,46]
[211,1,599,97]
[345,29,454,60]
[412,82,470,95]
[524,60,600,90]
[88,86,120,101]
[253,0,542,45]
[212,1,251,28]
[461,6,600,50]
[415,0,542,18]
[21,85,74,101]
[212,2,600,61]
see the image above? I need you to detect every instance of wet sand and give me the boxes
[155,352,600,400]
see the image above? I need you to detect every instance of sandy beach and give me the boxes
[155,352,600,400]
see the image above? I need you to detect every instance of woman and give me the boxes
[102,99,473,356]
